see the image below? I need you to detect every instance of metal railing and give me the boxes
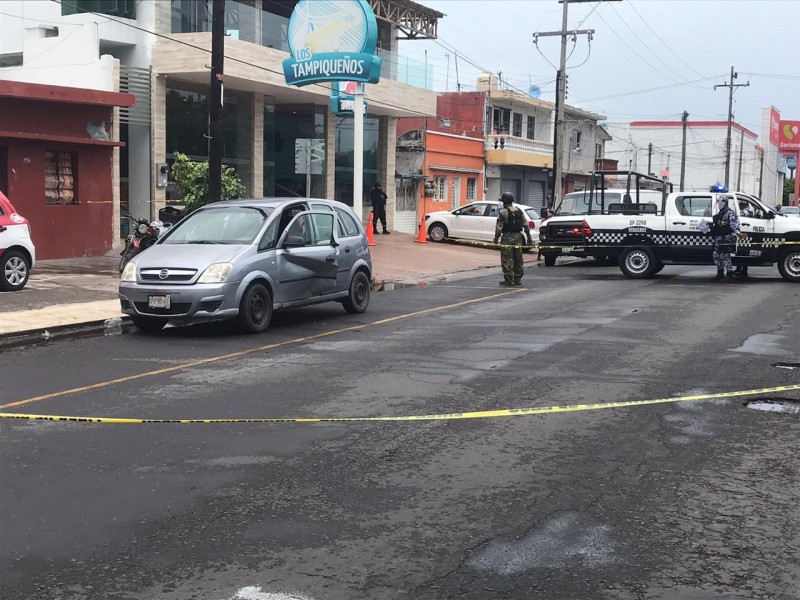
[485,134,553,155]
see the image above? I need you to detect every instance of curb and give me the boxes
[1,258,586,350]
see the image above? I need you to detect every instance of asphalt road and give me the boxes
[1,262,799,600]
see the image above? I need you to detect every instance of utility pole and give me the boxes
[736,128,744,191]
[647,143,653,175]
[758,147,764,199]
[714,66,749,189]
[680,111,688,191]
[208,0,225,204]
[533,0,599,207]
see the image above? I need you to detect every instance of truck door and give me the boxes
[668,194,714,262]
[733,195,775,265]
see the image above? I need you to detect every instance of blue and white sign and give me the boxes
[283,0,382,87]
[330,81,367,115]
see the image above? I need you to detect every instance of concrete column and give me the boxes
[151,73,167,211]
[112,59,121,248]
[379,116,398,228]
[236,93,255,195]
[252,93,264,197]
[325,111,336,200]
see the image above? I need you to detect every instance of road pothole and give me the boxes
[746,397,800,415]
[772,362,800,370]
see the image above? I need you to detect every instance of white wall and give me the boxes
[607,122,760,195]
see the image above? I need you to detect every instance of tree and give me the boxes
[170,152,246,214]
[784,178,795,203]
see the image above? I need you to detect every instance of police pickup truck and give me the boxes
[540,177,800,282]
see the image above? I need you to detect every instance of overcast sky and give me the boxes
[399,0,799,135]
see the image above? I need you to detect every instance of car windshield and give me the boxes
[162,206,272,245]
[524,207,540,220]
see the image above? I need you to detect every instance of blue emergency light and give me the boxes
[709,184,728,192]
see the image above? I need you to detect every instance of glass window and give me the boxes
[466,177,477,201]
[310,213,335,246]
[434,176,447,200]
[526,116,536,140]
[45,151,77,205]
[334,207,360,237]
[492,108,510,134]
[571,131,582,151]
[258,218,279,251]
[457,203,486,216]
[676,196,712,217]
[164,206,270,244]
[512,113,522,137]
[63,0,136,18]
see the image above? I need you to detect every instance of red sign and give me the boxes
[779,120,800,153]
[769,107,781,145]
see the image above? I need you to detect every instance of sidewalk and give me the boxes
[0,232,549,345]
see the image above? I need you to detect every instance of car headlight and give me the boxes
[120,261,136,282]
[198,262,234,283]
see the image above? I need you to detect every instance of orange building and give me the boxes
[395,129,485,235]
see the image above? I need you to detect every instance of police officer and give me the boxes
[709,195,747,281]
[493,192,533,286]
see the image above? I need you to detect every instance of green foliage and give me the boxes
[783,178,795,202]
[170,152,247,213]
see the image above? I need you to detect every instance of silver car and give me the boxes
[119,198,372,333]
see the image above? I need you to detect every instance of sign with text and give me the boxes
[295,139,325,175]
[778,120,800,153]
[283,0,381,87]
[769,106,781,146]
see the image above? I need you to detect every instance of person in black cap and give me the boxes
[370,182,390,234]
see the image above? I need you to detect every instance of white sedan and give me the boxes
[424,201,541,245]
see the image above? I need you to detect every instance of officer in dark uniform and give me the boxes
[493,192,533,286]
[709,195,746,281]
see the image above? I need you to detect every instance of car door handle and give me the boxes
[344,246,351,253]
[672,221,686,225]
[325,255,336,262]
[741,222,751,226]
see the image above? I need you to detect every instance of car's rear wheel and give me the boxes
[428,223,448,242]
[237,283,273,333]
[619,246,657,278]
[343,270,371,314]
[0,250,30,291]
[777,247,800,282]
[132,316,167,332]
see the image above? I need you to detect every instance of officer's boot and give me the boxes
[725,271,736,282]
[713,268,725,281]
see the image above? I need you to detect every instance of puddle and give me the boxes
[746,398,800,415]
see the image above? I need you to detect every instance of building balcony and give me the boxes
[485,134,553,168]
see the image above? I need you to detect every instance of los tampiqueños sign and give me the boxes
[283,0,382,87]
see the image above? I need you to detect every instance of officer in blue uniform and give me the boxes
[733,200,753,278]
[493,192,533,286]
[709,195,746,281]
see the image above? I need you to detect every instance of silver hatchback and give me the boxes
[119,198,372,333]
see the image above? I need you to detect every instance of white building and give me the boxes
[607,120,761,196]
[760,106,788,206]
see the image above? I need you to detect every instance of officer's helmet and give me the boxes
[500,192,515,205]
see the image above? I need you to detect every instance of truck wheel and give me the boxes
[619,246,657,278]
[777,247,800,282]
[544,255,556,267]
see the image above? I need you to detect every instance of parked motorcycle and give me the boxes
[119,214,164,273]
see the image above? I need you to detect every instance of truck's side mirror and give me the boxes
[767,212,775,220]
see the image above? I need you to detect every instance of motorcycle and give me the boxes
[119,214,165,273]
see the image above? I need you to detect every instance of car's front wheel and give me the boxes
[237,282,273,333]
[343,270,370,314]
[427,223,448,242]
[0,250,30,291]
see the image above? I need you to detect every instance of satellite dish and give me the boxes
[600,121,610,131]
[528,85,542,99]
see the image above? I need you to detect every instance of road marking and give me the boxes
[0,290,523,411]
[1,384,798,425]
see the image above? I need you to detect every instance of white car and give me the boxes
[776,205,800,218]
[424,201,541,245]
[0,190,35,291]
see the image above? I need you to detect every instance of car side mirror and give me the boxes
[282,235,306,248]
[767,212,775,220]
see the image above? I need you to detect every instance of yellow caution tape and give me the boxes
[1,383,797,425]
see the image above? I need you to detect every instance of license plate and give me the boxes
[148,295,170,309]
[562,247,575,253]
